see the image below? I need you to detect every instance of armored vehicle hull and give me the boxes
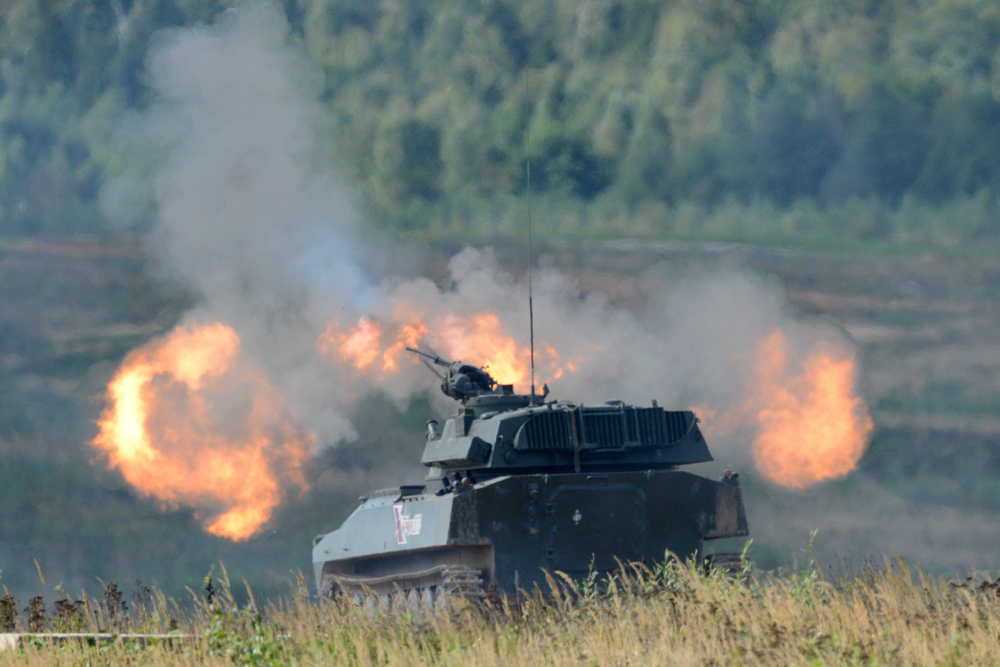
[313,469,748,599]
[314,353,750,601]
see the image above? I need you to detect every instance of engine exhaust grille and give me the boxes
[516,407,693,450]
[519,410,573,449]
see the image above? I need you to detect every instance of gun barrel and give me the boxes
[405,346,452,367]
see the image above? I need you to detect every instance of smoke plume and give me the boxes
[97,1,871,540]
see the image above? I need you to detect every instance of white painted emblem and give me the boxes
[573,509,582,525]
[394,504,423,544]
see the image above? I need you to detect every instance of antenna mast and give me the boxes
[525,67,535,404]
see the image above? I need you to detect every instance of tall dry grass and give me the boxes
[2,557,999,666]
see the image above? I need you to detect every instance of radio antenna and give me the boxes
[525,66,536,404]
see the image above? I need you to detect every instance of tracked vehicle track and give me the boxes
[320,565,485,610]
[705,552,748,578]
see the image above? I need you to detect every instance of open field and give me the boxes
[2,558,1000,666]
[1,237,999,601]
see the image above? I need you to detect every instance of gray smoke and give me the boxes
[101,0,377,444]
[359,249,856,476]
[101,0,975,569]
[100,0,857,463]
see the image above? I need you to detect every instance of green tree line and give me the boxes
[1,0,999,241]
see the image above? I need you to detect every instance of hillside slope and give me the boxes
[0,0,998,240]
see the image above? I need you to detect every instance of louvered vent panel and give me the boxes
[625,408,638,441]
[636,408,661,445]
[665,411,689,442]
[519,408,692,450]
[581,410,626,448]
[522,411,573,449]
[635,409,690,445]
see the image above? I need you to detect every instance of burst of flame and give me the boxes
[92,321,311,540]
[318,317,383,370]
[749,330,872,489]
[322,310,869,490]
[439,312,527,386]
[383,323,429,372]
[318,310,582,391]
[700,329,873,490]
[317,318,428,376]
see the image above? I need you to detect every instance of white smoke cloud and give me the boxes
[86,0,1000,577]
[101,0,861,456]
[344,248,857,475]
[99,0,864,517]
[101,0,376,445]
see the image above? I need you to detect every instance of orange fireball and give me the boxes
[318,308,583,392]
[318,317,383,370]
[698,329,873,489]
[439,312,528,386]
[317,318,428,376]
[749,330,873,489]
[92,321,311,541]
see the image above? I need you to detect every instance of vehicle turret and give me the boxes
[406,349,711,482]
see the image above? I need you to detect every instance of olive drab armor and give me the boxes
[313,350,749,602]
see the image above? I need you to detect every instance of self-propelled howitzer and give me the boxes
[312,353,749,603]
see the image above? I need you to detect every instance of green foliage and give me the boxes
[0,0,999,242]
[784,529,825,607]
[205,605,291,666]
[14,556,1000,666]
[0,0,237,236]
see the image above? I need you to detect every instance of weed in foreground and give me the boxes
[1,557,1000,666]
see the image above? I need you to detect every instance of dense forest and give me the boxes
[1,0,999,242]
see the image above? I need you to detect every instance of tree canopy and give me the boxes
[2,0,999,241]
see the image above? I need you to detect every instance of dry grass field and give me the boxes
[2,238,1000,666]
[2,555,999,666]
